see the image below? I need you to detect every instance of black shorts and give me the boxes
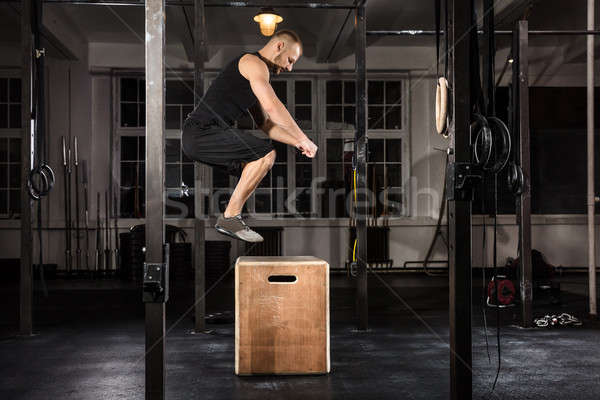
[181,118,274,177]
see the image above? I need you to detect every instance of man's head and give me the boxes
[263,30,303,75]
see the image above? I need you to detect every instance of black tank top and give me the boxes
[188,51,266,127]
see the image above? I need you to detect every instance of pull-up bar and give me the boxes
[368,29,600,36]
[41,0,358,8]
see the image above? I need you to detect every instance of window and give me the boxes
[119,136,145,218]
[118,77,196,218]
[368,80,402,130]
[0,137,21,218]
[322,78,408,218]
[120,78,145,128]
[0,78,21,129]
[325,80,355,130]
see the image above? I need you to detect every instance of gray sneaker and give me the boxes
[215,214,264,243]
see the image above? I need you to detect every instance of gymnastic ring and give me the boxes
[28,163,55,200]
[435,77,449,137]
[486,117,512,174]
[472,113,492,167]
[507,162,524,195]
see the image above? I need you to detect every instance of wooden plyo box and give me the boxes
[235,256,330,375]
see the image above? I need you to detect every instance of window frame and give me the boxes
[0,71,23,219]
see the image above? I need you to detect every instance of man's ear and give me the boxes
[276,41,284,52]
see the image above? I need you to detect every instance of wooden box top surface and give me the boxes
[236,256,328,266]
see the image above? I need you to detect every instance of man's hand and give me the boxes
[296,138,318,158]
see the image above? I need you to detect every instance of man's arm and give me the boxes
[248,101,303,147]
[239,54,317,157]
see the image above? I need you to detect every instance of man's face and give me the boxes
[272,42,301,75]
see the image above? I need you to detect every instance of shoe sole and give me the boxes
[215,225,263,243]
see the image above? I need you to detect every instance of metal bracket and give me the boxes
[143,243,170,303]
[445,162,482,201]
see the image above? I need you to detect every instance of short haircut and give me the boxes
[272,29,303,55]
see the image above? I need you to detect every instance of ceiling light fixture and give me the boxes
[253,8,283,37]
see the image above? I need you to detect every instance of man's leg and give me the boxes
[224,149,276,217]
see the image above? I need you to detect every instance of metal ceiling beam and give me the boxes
[367,29,600,36]
[41,0,358,8]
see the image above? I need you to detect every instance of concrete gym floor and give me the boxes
[1,272,599,400]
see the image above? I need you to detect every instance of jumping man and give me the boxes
[182,30,317,243]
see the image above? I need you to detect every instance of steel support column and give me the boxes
[512,20,533,328]
[448,0,472,398]
[354,3,368,331]
[145,0,166,398]
[193,0,207,334]
[20,0,34,337]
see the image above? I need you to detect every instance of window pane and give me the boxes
[295,106,311,130]
[369,139,384,162]
[121,78,138,101]
[0,78,7,102]
[182,164,194,188]
[272,189,287,213]
[213,167,229,188]
[166,139,180,163]
[120,187,135,217]
[368,106,384,129]
[258,170,271,188]
[326,81,342,104]
[272,164,287,187]
[274,141,287,162]
[138,79,145,102]
[139,161,146,187]
[0,189,6,214]
[386,139,402,162]
[327,139,343,162]
[326,106,342,129]
[343,106,355,129]
[344,81,355,104]
[0,138,7,162]
[166,106,180,130]
[9,78,21,103]
[367,164,384,191]
[138,137,145,161]
[121,162,137,187]
[327,164,343,182]
[9,138,20,162]
[385,106,402,130]
[387,165,402,187]
[9,189,19,213]
[9,104,21,128]
[166,164,180,187]
[138,103,145,127]
[9,164,20,187]
[295,188,311,213]
[121,136,138,161]
[0,105,7,129]
[213,191,231,213]
[272,81,287,105]
[368,81,384,104]
[0,165,6,187]
[295,81,311,104]
[386,81,402,105]
[166,80,194,104]
[255,191,271,213]
[296,164,312,187]
[121,103,138,127]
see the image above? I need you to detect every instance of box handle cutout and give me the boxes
[268,275,297,284]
